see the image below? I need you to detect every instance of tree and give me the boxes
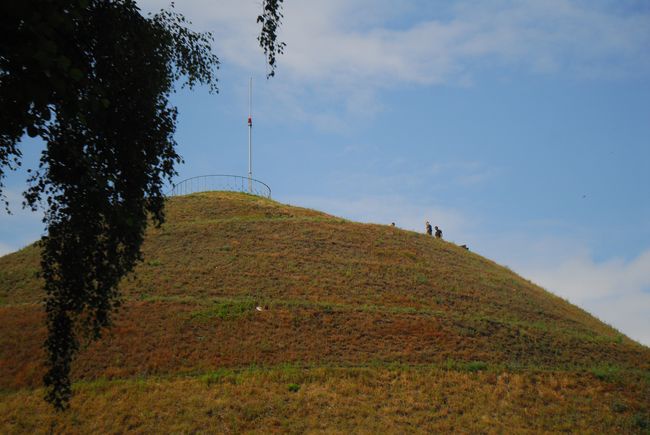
[0,0,284,410]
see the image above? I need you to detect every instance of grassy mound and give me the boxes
[1,191,648,432]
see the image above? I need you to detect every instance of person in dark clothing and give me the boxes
[426,221,432,236]
[435,226,442,239]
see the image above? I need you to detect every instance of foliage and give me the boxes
[0,1,283,410]
[257,0,286,78]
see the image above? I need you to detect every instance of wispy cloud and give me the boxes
[517,249,650,346]
[140,0,650,129]
[282,194,475,240]
[429,161,500,187]
[0,242,14,258]
[455,230,650,347]
[319,159,500,198]
[142,0,650,84]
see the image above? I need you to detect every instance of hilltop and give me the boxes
[1,191,648,433]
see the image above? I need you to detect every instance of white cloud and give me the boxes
[460,232,650,347]
[515,250,650,346]
[139,0,650,129]
[0,242,15,257]
[524,251,650,302]
[141,0,650,85]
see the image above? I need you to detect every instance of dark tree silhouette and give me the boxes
[0,0,284,410]
[258,0,286,77]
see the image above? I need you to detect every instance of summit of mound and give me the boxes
[1,191,649,432]
[1,191,648,387]
[5,192,650,433]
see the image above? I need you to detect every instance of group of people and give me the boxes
[389,220,444,240]
[389,221,468,249]
[425,221,442,239]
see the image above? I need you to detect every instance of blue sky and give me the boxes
[1,0,649,345]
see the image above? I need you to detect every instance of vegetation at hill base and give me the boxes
[0,192,648,433]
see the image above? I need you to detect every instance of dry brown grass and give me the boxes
[1,367,648,434]
[0,191,648,432]
[0,299,648,391]
[0,194,633,340]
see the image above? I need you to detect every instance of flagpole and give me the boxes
[248,76,253,194]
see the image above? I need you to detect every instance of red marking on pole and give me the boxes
[248,117,252,125]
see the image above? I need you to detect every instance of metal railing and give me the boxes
[168,174,272,198]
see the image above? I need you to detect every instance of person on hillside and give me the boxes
[435,226,442,239]
[426,221,432,236]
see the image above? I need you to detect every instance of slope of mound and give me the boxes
[1,191,648,432]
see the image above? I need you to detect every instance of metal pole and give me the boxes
[248,76,252,194]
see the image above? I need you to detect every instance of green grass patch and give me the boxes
[415,273,428,285]
[590,365,621,382]
[190,299,256,321]
[465,361,489,372]
[201,368,236,386]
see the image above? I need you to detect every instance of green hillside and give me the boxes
[1,191,648,433]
